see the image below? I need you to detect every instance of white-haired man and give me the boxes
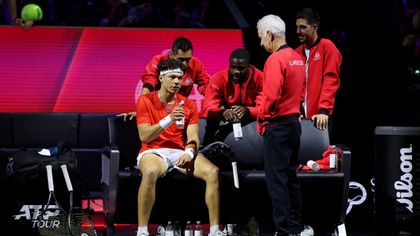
[256,14,305,236]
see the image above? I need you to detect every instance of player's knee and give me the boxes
[141,167,161,182]
[207,165,220,182]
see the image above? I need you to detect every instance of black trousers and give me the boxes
[263,118,302,236]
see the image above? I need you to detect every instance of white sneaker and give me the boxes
[136,232,149,236]
[300,225,314,236]
[156,225,165,236]
[226,224,236,235]
[209,230,228,236]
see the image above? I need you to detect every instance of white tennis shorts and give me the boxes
[136,148,185,173]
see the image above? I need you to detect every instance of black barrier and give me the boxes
[374,126,420,236]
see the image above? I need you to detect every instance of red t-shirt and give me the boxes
[136,92,199,152]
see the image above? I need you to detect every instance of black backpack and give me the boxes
[6,141,77,183]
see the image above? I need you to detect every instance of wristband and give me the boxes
[159,115,173,129]
[184,148,195,159]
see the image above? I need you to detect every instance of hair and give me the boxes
[230,48,250,63]
[296,8,321,27]
[157,58,186,74]
[172,37,193,54]
[256,14,286,39]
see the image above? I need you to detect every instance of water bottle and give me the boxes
[184,221,193,236]
[194,220,203,236]
[165,221,174,236]
[176,100,185,129]
[232,116,243,141]
[306,160,320,172]
[157,224,166,236]
[174,220,181,236]
[329,145,338,170]
[248,216,259,236]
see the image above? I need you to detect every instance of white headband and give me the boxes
[159,68,184,76]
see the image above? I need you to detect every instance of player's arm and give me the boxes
[185,123,199,152]
[137,123,165,144]
[138,106,185,143]
[202,77,225,120]
[194,62,211,95]
[243,67,264,119]
[175,123,199,167]
[318,43,341,114]
[141,57,160,95]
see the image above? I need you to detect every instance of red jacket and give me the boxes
[257,45,305,135]
[295,38,341,118]
[202,65,264,120]
[141,54,210,96]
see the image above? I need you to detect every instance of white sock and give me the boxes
[137,226,149,236]
[209,225,220,235]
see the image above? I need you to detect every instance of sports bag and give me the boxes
[6,141,77,183]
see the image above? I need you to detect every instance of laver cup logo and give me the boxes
[13,205,60,229]
[394,146,413,216]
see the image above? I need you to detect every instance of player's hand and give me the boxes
[311,114,329,130]
[299,114,304,121]
[175,154,192,167]
[231,105,247,119]
[117,111,137,121]
[171,107,185,121]
[15,18,34,30]
[223,109,236,122]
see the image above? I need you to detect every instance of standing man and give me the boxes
[256,14,305,236]
[141,36,210,96]
[120,36,210,120]
[295,8,342,131]
[201,48,264,145]
[135,58,224,236]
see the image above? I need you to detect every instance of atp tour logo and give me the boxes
[394,146,413,213]
[13,205,61,229]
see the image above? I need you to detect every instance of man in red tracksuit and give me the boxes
[141,36,210,96]
[295,8,342,131]
[201,48,263,145]
[257,14,305,236]
[119,36,211,120]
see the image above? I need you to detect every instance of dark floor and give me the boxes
[87,200,378,236]
[91,213,376,236]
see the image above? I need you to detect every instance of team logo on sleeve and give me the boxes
[289,60,304,66]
